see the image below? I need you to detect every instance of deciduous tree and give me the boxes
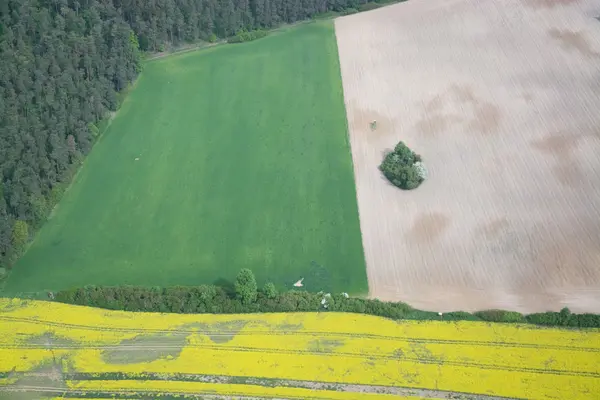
[235,268,258,304]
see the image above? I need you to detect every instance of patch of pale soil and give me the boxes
[335,0,600,313]
[3,365,67,400]
[183,320,248,343]
[101,333,187,364]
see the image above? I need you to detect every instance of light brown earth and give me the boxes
[335,0,600,313]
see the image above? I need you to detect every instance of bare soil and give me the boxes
[335,0,600,313]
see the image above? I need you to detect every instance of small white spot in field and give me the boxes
[134,157,140,161]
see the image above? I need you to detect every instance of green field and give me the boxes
[5,22,367,295]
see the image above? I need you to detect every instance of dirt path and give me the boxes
[145,41,226,61]
[2,380,517,400]
[144,19,318,62]
[335,0,600,313]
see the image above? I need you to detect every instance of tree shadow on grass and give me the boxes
[213,278,235,296]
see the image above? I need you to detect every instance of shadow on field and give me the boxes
[213,278,235,296]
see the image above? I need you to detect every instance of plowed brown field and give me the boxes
[335,0,600,313]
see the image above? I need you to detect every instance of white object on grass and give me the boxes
[134,157,140,161]
[342,292,349,298]
[293,278,304,287]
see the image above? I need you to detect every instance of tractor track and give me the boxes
[2,315,598,352]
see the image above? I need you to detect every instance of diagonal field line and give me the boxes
[2,315,599,353]
[1,342,598,378]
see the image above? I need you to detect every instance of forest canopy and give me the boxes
[0,0,392,268]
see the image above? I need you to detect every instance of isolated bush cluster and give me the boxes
[340,8,358,15]
[379,141,425,190]
[228,29,268,43]
[54,270,600,328]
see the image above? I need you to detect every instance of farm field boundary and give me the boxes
[49,285,600,328]
[5,21,367,297]
[335,0,600,313]
[0,380,513,400]
[1,0,413,296]
[1,299,599,399]
[142,0,410,62]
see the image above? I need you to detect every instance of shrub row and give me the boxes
[358,2,382,12]
[311,0,407,18]
[54,285,600,328]
[340,8,359,15]
[227,29,268,44]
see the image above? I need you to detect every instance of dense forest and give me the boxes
[0,0,384,268]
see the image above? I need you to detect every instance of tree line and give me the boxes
[0,0,394,269]
[0,0,141,267]
[55,269,600,328]
[111,0,395,51]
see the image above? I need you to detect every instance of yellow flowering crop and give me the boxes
[1,298,599,399]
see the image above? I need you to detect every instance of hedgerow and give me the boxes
[54,285,600,328]
[227,29,268,43]
[358,2,381,12]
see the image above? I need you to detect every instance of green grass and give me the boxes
[5,22,367,296]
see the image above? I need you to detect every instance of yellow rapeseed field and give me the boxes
[1,298,599,399]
